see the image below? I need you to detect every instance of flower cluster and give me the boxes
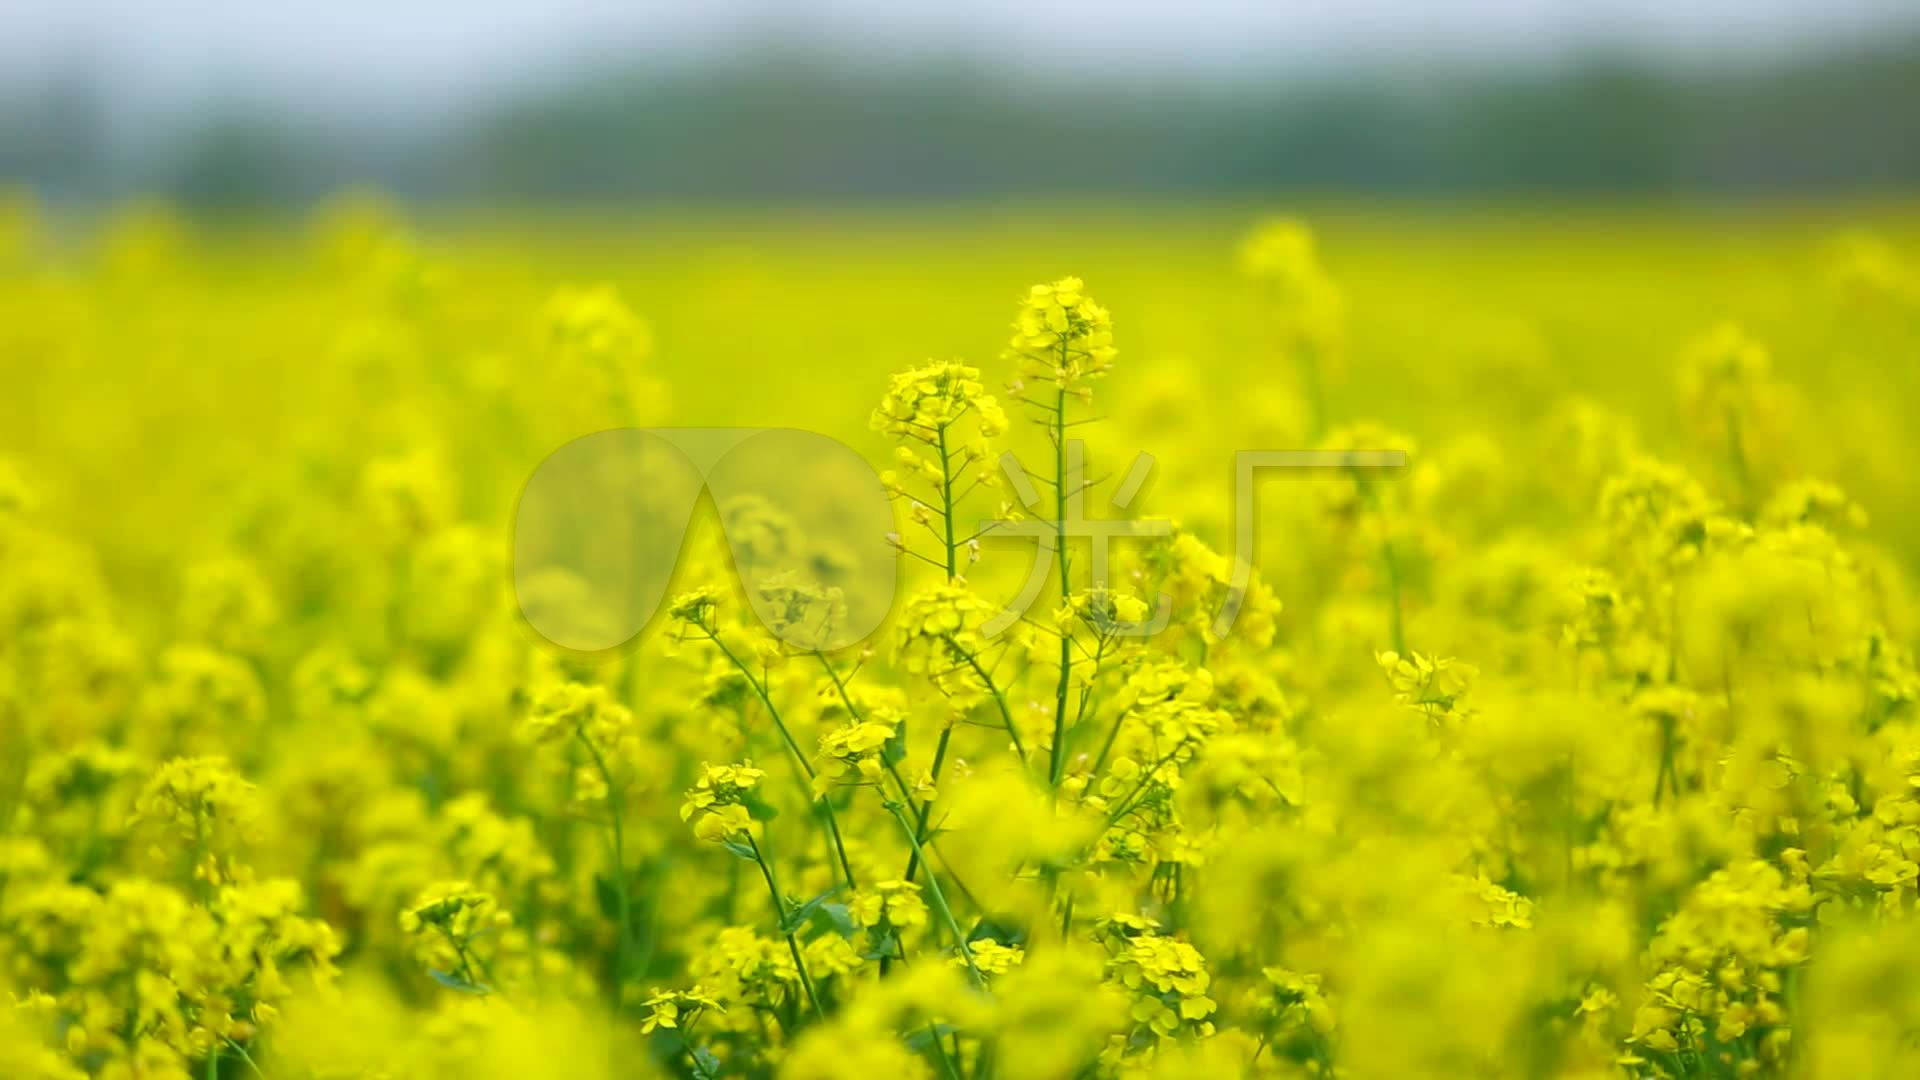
[399,881,511,992]
[872,361,1008,441]
[1238,217,1346,353]
[872,361,1009,579]
[812,710,900,794]
[680,761,766,843]
[1004,276,1117,393]
[1100,915,1219,1041]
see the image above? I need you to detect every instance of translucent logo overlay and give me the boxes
[513,428,1403,653]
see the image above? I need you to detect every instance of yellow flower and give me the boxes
[848,880,928,931]
[956,938,1025,978]
[1238,217,1346,351]
[682,761,765,842]
[1004,276,1116,393]
[814,711,900,793]
[872,360,1008,439]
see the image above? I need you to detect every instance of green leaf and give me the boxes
[593,873,623,922]
[965,918,1021,945]
[780,885,844,935]
[721,839,759,862]
[428,969,489,995]
[814,901,856,937]
[744,793,780,822]
[690,1046,723,1080]
[905,1023,959,1050]
[860,930,899,961]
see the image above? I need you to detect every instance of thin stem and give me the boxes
[745,833,826,1021]
[575,729,633,997]
[1300,339,1328,442]
[1653,715,1676,808]
[1358,478,1406,654]
[929,1024,964,1080]
[1089,704,1130,778]
[813,651,954,886]
[1100,743,1190,831]
[1050,380,1072,790]
[938,421,959,579]
[708,634,813,778]
[706,631,858,890]
[902,727,953,884]
[878,756,984,913]
[1725,405,1752,515]
[953,644,1027,759]
[884,801,984,990]
[220,1039,267,1080]
[815,649,983,955]
[1382,536,1406,656]
[1054,637,1108,781]
[897,545,954,572]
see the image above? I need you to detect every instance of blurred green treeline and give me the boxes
[4,35,1919,204]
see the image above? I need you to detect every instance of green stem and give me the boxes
[708,632,858,890]
[815,649,984,992]
[814,652,954,886]
[220,1039,266,1080]
[574,730,633,997]
[902,727,953,883]
[1383,536,1406,656]
[1057,639,1107,781]
[1089,705,1129,779]
[1359,478,1406,654]
[1300,339,1328,443]
[1050,382,1072,789]
[1100,743,1189,830]
[875,754,986,913]
[929,1024,964,1080]
[1653,715,1676,808]
[745,834,826,1021]
[1725,405,1751,515]
[938,421,959,579]
[953,644,1027,759]
[885,801,984,989]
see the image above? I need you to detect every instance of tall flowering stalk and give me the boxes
[873,360,1008,580]
[806,694,986,990]
[1319,422,1418,655]
[1239,219,1345,440]
[1004,276,1116,790]
[667,589,859,893]
[681,761,828,1021]
[543,283,659,429]
[1677,322,1779,517]
[871,361,1010,900]
[521,682,643,999]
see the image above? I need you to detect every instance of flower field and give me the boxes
[5,195,1920,1078]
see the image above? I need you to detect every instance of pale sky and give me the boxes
[4,0,1916,119]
